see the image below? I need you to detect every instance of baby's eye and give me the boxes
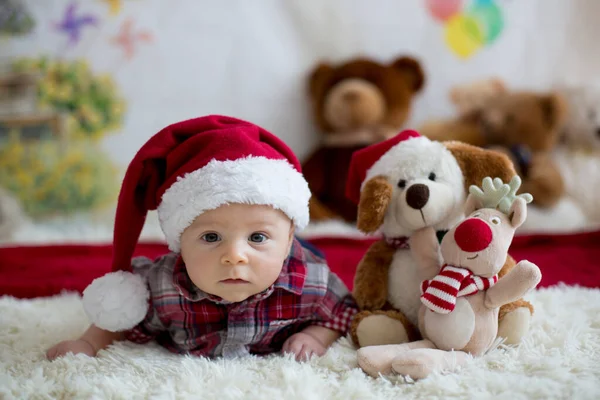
[249,232,268,243]
[490,216,501,225]
[201,232,221,243]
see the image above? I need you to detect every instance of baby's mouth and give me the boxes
[220,279,249,284]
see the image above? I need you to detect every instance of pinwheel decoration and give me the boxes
[54,1,99,47]
[111,18,153,60]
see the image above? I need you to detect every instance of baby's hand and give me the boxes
[46,339,96,361]
[282,332,327,361]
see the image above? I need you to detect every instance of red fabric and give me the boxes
[345,129,420,204]
[111,114,302,274]
[1,230,599,299]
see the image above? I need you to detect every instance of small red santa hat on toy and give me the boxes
[82,115,311,332]
[345,129,422,205]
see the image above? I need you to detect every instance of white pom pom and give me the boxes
[82,271,150,332]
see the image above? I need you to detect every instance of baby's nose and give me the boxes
[454,218,493,253]
[221,242,249,265]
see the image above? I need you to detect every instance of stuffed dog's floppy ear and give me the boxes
[357,175,393,233]
[445,141,517,192]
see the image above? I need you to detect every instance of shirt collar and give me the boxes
[172,238,307,303]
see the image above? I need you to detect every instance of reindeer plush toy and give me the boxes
[357,176,542,379]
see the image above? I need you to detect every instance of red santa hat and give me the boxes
[82,115,311,332]
[345,129,422,204]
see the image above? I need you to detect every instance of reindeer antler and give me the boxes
[494,176,533,214]
[469,177,511,209]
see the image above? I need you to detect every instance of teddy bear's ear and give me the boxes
[488,77,507,93]
[539,92,568,130]
[391,56,425,93]
[308,63,334,98]
[357,175,393,233]
[445,141,517,193]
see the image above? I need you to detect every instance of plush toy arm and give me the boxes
[352,240,396,310]
[484,260,542,309]
[410,227,442,281]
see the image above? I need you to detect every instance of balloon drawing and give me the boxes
[102,0,123,16]
[425,0,505,59]
[425,0,463,22]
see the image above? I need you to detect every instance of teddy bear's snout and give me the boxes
[342,90,361,103]
[405,183,430,210]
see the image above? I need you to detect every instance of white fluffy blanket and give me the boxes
[2,285,599,399]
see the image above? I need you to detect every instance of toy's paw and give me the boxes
[354,313,409,348]
[514,260,543,288]
[392,349,470,380]
[357,344,413,378]
[391,351,434,380]
[409,226,437,248]
[498,307,532,345]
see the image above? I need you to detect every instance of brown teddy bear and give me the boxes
[344,130,534,349]
[302,56,425,223]
[449,77,507,117]
[420,90,568,208]
[551,84,600,225]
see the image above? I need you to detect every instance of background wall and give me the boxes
[3,0,594,167]
[2,0,599,241]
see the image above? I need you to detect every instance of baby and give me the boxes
[46,115,357,361]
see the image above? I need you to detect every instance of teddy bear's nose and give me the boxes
[454,218,493,253]
[342,90,360,103]
[405,183,429,210]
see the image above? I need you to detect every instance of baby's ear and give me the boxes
[287,224,295,253]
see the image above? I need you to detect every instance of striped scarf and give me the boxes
[420,265,498,314]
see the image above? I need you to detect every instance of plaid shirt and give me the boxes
[124,238,357,358]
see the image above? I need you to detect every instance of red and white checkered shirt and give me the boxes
[124,238,357,358]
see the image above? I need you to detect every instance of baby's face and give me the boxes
[179,203,294,303]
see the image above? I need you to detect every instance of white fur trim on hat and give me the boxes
[82,271,150,332]
[157,156,311,252]
[364,135,430,184]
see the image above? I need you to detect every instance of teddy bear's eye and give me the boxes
[397,179,407,189]
[428,172,436,181]
[490,216,501,225]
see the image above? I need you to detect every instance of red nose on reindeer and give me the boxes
[454,218,493,252]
